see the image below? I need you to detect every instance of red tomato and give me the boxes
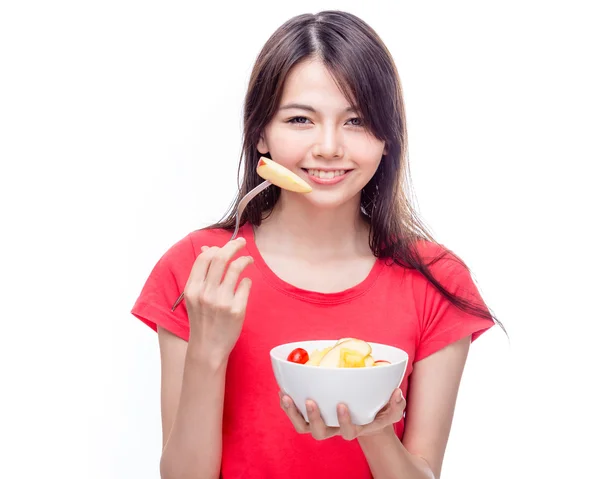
[287,348,309,364]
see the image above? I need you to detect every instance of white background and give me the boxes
[1,0,598,478]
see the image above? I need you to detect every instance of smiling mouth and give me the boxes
[301,168,351,179]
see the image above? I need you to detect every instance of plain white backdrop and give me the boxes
[1,1,598,478]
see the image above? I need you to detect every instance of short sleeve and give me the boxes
[130,234,196,341]
[414,251,494,362]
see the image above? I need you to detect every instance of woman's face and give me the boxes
[257,59,386,211]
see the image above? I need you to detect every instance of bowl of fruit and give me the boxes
[270,338,409,427]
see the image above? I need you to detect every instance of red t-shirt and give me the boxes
[131,222,493,478]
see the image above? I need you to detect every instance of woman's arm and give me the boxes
[158,327,228,479]
[358,336,472,479]
[358,426,435,479]
[155,239,253,479]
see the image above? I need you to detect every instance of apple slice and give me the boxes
[318,339,372,368]
[364,355,375,367]
[256,157,312,193]
[373,360,391,366]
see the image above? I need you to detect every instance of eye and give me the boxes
[347,117,364,127]
[287,116,312,125]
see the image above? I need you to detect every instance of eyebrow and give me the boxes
[278,103,357,113]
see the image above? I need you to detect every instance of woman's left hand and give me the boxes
[278,388,406,441]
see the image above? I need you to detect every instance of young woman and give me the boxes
[132,10,500,479]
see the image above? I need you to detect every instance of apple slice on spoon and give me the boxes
[256,157,312,193]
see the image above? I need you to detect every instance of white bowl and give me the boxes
[270,340,409,427]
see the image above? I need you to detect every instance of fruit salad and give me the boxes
[286,338,391,368]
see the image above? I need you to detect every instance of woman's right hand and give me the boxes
[183,237,254,362]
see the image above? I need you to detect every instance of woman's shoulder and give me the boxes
[384,239,466,275]
[186,225,235,250]
[134,225,234,288]
[159,226,234,263]
[413,238,458,262]
[379,239,472,296]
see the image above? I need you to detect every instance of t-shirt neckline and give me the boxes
[240,222,385,304]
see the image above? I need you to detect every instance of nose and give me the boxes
[312,125,344,160]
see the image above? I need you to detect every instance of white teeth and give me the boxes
[307,169,347,179]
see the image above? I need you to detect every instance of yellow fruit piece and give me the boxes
[340,349,367,368]
[256,157,312,193]
[307,347,332,366]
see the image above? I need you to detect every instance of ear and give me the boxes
[257,134,269,155]
[383,143,388,156]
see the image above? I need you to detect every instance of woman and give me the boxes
[132,10,500,479]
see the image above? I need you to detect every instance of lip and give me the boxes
[302,168,352,185]
[302,167,353,172]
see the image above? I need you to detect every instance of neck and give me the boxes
[255,192,372,260]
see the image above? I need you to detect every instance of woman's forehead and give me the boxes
[278,59,357,112]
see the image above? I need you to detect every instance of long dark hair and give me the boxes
[208,10,503,331]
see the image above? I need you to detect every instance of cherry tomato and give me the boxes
[287,347,309,364]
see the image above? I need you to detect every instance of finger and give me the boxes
[204,237,247,287]
[381,388,405,424]
[391,388,406,418]
[231,278,252,316]
[185,246,220,291]
[306,400,334,440]
[221,255,254,292]
[364,389,406,433]
[280,395,309,434]
[385,388,405,418]
[337,404,358,441]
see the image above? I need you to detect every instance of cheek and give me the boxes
[265,128,310,165]
[347,137,385,171]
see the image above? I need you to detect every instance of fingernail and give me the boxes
[282,398,290,409]
[396,392,404,403]
[306,403,314,413]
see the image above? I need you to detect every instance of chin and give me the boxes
[297,190,361,210]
